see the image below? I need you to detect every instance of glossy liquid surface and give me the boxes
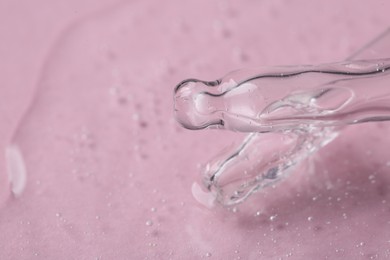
[2,1,390,259]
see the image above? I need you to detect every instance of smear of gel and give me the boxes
[5,145,26,196]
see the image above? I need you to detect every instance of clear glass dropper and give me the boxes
[174,60,390,133]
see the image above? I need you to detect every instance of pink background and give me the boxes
[1,0,390,259]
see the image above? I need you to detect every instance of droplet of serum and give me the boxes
[5,144,27,196]
[191,182,216,208]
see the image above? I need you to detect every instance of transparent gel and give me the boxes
[174,29,390,206]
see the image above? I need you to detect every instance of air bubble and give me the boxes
[356,242,365,247]
[269,214,277,221]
